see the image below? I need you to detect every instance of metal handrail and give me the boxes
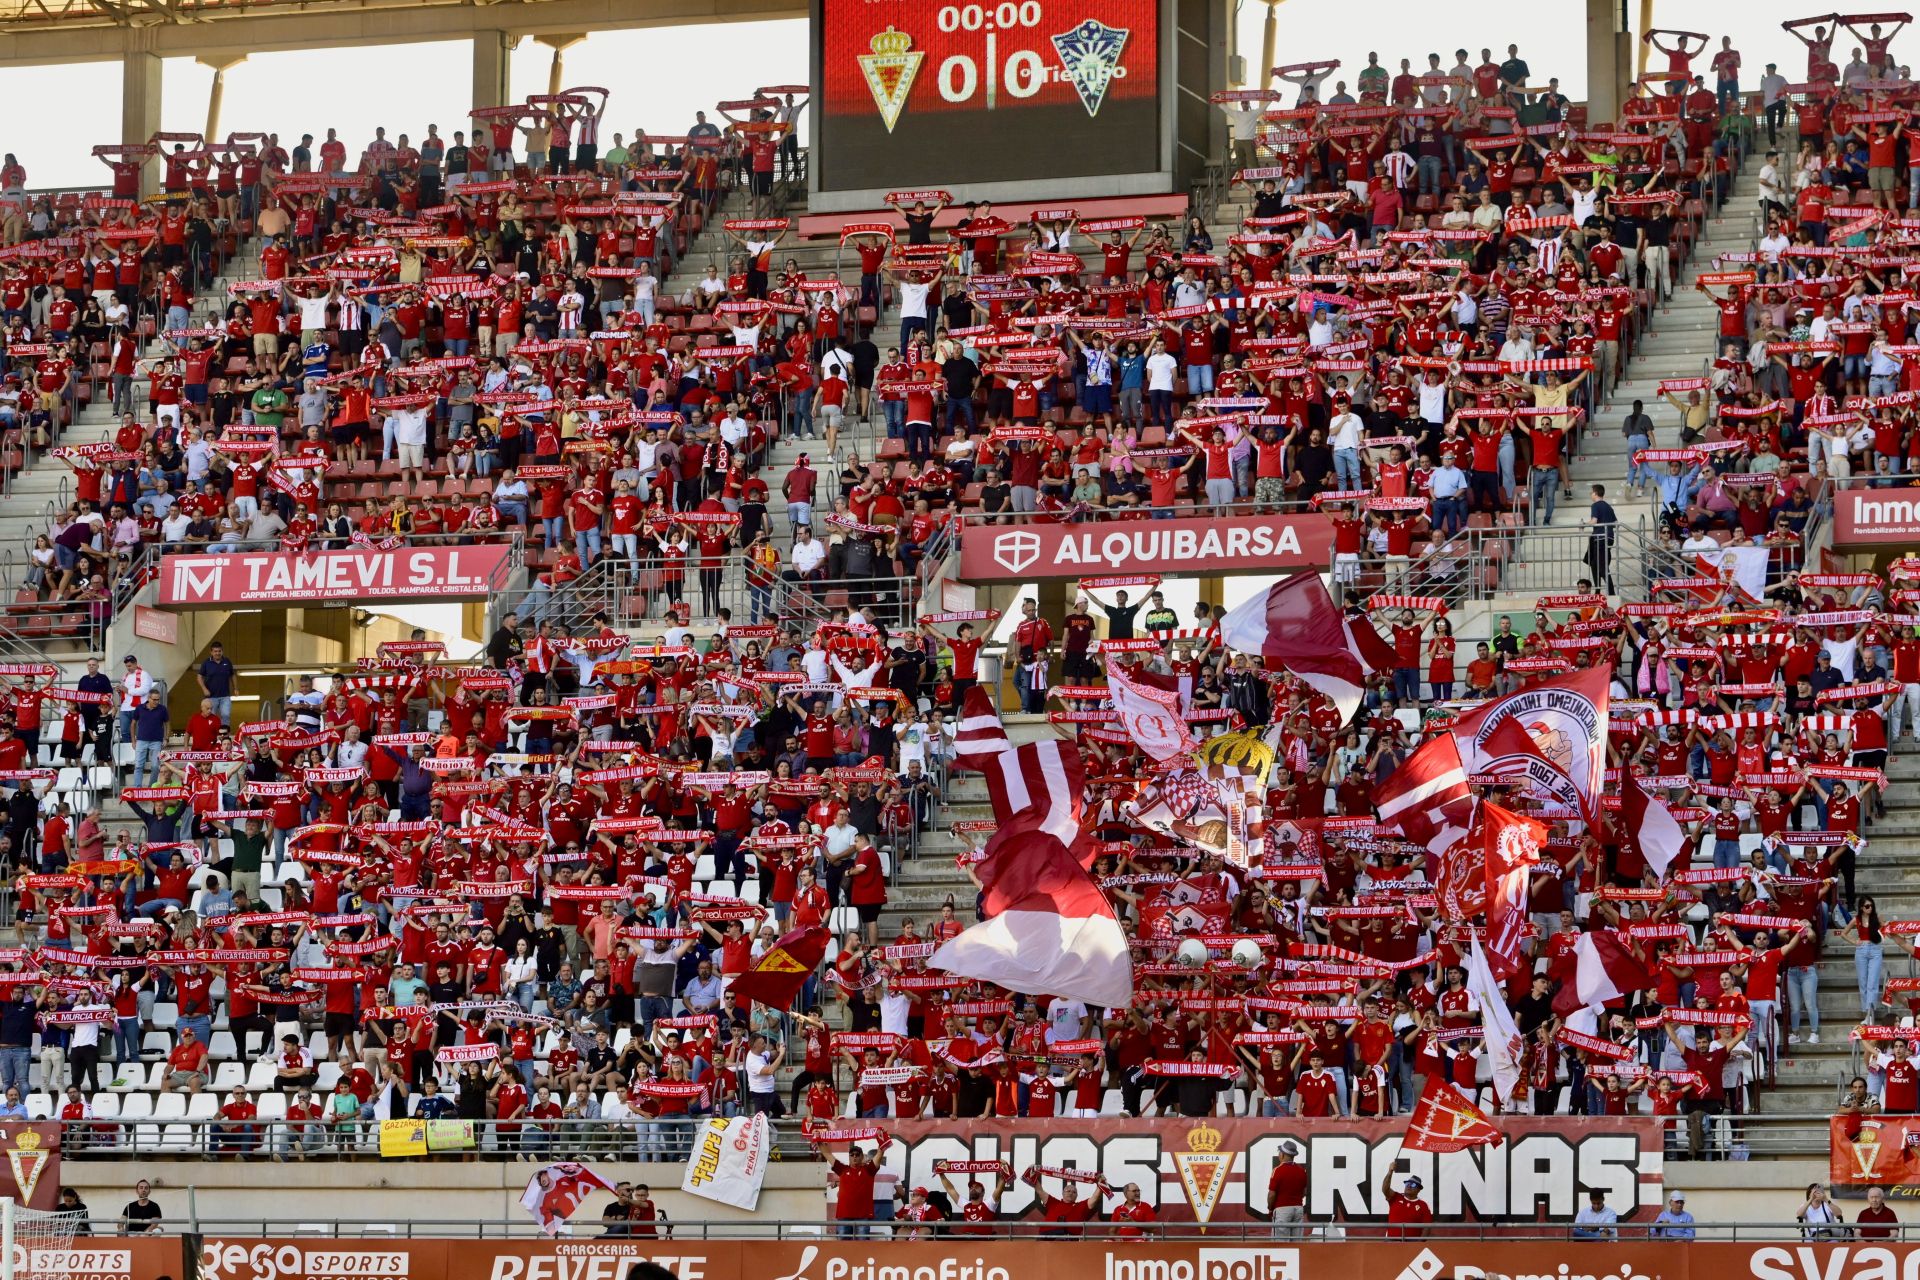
[43,1215,1920,1241]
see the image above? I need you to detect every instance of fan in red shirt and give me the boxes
[1382,1172,1434,1238]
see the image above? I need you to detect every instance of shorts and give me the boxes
[856,902,882,925]
[752,171,772,196]
[397,442,425,469]
[324,1011,354,1040]
[1872,166,1896,192]
[253,333,279,358]
[331,423,363,446]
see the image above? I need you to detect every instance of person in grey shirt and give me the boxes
[298,380,329,432]
[680,959,724,1016]
[1760,64,1790,144]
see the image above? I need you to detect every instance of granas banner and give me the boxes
[815,0,1163,190]
[875,1116,1664,1223]
[180,1240,1920,1280]
[1830,1115,1920,1195]
[157,546,512,606]
[959,514,1333,582]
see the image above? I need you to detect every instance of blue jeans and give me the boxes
[1393,668,1420,703]
[134,740,163,786]
[1626,434,1651,488]
[1858,943,1885,1019]
[1529,466,1558,524]
[0,1047,27,1093]
[1788,966,1819,1035]
[1712,839,1741,870]
[1417,155,1443,195]
[1186,362,1215,394]
[1333,448,1362,491]
[883,401,904,437]
[115,1017,141,1063]
[1433,494,1465,535]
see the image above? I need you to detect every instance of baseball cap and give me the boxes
[1404,1176,1423,1190]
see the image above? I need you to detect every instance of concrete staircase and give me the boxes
[1497,157,1765,598]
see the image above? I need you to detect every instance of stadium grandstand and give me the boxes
[0,0,1913,1277]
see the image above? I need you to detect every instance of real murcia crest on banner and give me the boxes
[859,28,924,133]
[1170,1122,1237,1224]
[5,1127,46,1204]
[1051,19,1130,117]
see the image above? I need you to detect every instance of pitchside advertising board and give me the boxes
[958,513,1334,581]
[1832,486,1920,547]
[89,1240,1920,1280]
[156,546,512,606]
[812,0,1166,193]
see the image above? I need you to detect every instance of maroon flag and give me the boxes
[1220,572,1384,720]
[726,926,830,1009]
[1479,802,1545,978]
[1402,1076,1505,1153]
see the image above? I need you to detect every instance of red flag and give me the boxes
[1373,731,1476,854]
[1220,572,1379,720]
[726,926,830,1009]
[1402,1076,1505,1153]
[1478,803,1545,978]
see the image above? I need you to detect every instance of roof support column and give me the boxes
[121,44,162,195]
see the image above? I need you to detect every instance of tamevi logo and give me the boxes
[171,559,224,600]
[1105,1249,1299,1280]
[992,529,1042,574]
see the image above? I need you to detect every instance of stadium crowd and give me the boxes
[0,17,1911,1243]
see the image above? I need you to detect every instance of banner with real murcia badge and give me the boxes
[862,1117,1662,1223]
[0,1123,59,1209]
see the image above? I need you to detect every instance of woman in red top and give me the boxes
[1426,617,1457,700]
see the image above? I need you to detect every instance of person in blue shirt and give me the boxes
[196,640,236,727]
[1651,1190,1696,1239]
[413,1077,457,1119]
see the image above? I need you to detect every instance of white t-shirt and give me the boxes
[1146,351,1178,391]
[391,407,429,446]
[747,1050,778,1094]
[899,280,930,319]
[297,295,332,329]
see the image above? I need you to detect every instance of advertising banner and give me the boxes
[183,1239,1908,1280]
[815,0,1162,190]
[959,514,1333,581]
[869,1116,1665,1224]
[1833,488,1920,547]
[157,546,512,606]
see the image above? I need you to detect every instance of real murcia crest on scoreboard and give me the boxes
[1051,19,1130,117]
[859,27,925,133]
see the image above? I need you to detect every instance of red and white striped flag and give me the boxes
[1373,731,1476,855]
[932,692,1133,1008]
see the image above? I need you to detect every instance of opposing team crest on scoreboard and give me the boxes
[1051,19,1130,117]
[859,27,925,133]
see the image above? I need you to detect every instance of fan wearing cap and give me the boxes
[1652,1189,1697,1240]
[898,1184,944,1238]
[1380,1169,1432,1237]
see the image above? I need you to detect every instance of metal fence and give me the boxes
[39,1114,1843,1162]
[51,1217,1920,1242]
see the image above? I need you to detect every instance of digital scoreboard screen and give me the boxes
[815,0,1162,192]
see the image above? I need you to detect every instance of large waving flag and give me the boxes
[933,692,1133,1007]
[1447,665,1610,821]
[1623,773,1691,878]
[1478,716,1585,816]
[727,926,830,1009]
[1105,660,1197,762]
[1219,572,1385,722]
[1552,929,1654,1016]
[1402,1076,1504,1152]
[1478,802,1545,978]
[1466,939,1526,1104]
[1373,731,1477,856]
